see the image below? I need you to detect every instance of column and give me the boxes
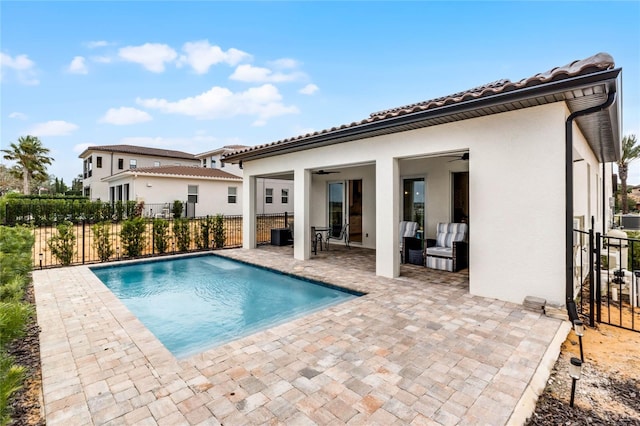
[376,156,400,277]
[294,168,311,260]
[242,175,256,249]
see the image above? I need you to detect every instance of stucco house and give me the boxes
[79,145,200,201]
[80,144,294,216]
[222,52,621,307]
[195,145,294,215]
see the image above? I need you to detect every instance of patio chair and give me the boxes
[424,223,468,272]
[399,221,419,262]
[325,223,350,250]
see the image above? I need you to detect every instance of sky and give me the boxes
[1,1,639,185]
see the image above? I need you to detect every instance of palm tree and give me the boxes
[618,134,640,213]
[1,135,54,195]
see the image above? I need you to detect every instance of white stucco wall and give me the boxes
[240,102,601,305]
[81,150,199,200]
[106,175,243,216]
[255,178,295,214]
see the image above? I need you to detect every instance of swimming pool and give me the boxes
[91,255,361,358]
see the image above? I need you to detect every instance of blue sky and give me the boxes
[2,1,639,185]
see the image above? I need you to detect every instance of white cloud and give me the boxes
[268,58,300,69]
[85,40,111,49]
[118,43,177,72]
[99,107,153,125]
[0,52,39,85]
[68,56,88,74]
[230,64,305,83]
[177,40,251,74]
[28,120,78,136]
[8,112,27,120]
[91,56,113,64]
[299,83,319,95]
[136,83,298,124]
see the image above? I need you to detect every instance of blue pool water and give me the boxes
[91,255,360,358]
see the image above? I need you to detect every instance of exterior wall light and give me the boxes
[569,357,582,407]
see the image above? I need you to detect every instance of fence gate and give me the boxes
[575,226,640,332]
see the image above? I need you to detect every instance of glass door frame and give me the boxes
[402,175,426,239]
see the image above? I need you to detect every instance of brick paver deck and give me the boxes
[33,246,570,425]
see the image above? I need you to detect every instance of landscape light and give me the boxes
[569,357,582,407]
[116,246,120,260]
[39,253,43,270]
[573,319,584,361]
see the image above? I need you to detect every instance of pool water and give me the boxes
[91,255,360,358]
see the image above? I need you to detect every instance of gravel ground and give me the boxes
[5,286,640,425]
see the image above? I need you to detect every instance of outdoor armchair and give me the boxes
[424,222,468,272]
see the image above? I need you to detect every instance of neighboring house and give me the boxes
[222,52,621,306]
[79,145,199,200]
[195,145,294,214]
[80,143,294,216]
[102,165,243,216]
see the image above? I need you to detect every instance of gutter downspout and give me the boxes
[566,90,616,320]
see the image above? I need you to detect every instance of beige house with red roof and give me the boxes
[222,52,622,307]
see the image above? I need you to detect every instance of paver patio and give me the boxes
[33,245,570,425]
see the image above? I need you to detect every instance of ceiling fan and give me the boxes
[313,169,340,175]
[447,152,470,162]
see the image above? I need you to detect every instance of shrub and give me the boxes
[212,214,226,249]
[173,218,191,252]
[133,201,144,218]
[0,352,26,425]
[153,219,169,254]
[195,216,215,249]
[0,277,26,303]
[120,218,146,257]
[91,222,113,262]
[172,200,183,219]
[0,302,33,348]
[0,227,34,285]
[47,221,76,265]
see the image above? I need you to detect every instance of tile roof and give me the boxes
[222,52,615,161]
[108,165,241,180]
[79,144,196,160]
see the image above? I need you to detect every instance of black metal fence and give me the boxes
[575,226,639,332]
[29,212,292,269]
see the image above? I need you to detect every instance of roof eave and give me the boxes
[223,68,621,164]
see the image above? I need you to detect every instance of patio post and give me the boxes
[243,175,257,249]
[293,167,311,260]
[376,156,400,278]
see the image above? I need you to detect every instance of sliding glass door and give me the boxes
[403,178,425,237]
[328,180,362,242]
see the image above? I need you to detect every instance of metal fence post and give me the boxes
[82,219,86,264]
[588,227,595,327]
[595,232,602,324]
[284,212,288,228]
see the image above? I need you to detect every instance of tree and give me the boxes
[618,134,640,214]
[1,135,53,195]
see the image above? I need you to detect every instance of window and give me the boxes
[281,189,289,204]
[265,188,273,204]
[154,161,160,167]
[202,158,207,168]
[228,187,237,203]
[124,184,130,201]
[96,156,102,168]
[84,187,90,197]
[129,159,137,169]
[118,158,124,170]
[188,185,198,203]
[87,157,93,177]
[211,159,217,168]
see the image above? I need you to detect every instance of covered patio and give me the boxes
[35,248,567,425]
